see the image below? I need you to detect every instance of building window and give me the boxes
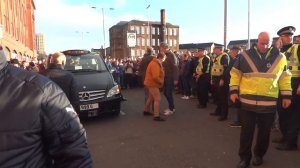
[152,27,155,35]
[174,39,177,46]
[157,27,160,35]
[130,26,134,31]
[137,37,140,46]
[136,26,140,34]
[169,28,172,36]
[142,38,145,46]
[170,39,173,47]
[141,27,144,34]
[157,39,160,45]
[147,39,150,46]
[173,28,177,36]
[152,39,156,46]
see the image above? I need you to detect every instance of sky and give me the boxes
[34,0,300,54]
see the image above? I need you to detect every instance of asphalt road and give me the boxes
[82,88,300,168]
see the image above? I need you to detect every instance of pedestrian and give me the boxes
[210,44,230,121]
[180,51,192,100]
[226,46,242,127]
[0,46,92,167]
[274,26,300,151]
[143,53,166,121]
[26,61,39,72]
[230,32,292,168]
[41,52,80,112]
[159,42,179,116]
[140,47,155,112]
[194,48,210,108]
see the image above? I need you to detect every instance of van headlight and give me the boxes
[107,85,120,97]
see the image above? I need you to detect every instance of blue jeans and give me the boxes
[163,76,175,110]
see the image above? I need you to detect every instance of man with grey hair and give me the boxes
[159,42,179,115]
[0,45,92,167]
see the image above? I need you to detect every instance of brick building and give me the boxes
[109,20,179,59]
[0,0,36,61]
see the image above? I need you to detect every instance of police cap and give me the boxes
[214,44,224,49]
[277,26,296,36]
[230,46,241,51]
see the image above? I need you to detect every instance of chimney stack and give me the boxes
[160,9,166,43]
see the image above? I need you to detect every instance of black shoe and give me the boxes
[210,112,219,116]
[197,104,207,109]
[153,116,165,121]
[272,137,284,144]
[218,116,227,121]
[121,97,127,101]
[237,160,250,168]
[252,156,263,166]
[229,122,241,127]
[276,143,298,151]
[143,111,152,116]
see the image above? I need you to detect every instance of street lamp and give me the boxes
[75,31,89,48]
[146,4,151,47]
[91,6,114,57]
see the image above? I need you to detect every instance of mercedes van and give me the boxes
[62,49,121,117]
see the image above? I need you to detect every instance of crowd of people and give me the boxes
[1,25,299,168]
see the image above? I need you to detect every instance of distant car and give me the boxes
[62,49,121,117]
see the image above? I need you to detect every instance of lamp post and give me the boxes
[146,4,151,47]
[247,0,251,49]
[75,31,89,48]
[91,6,114,57]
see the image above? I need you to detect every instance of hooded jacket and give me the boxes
[0,47,92,167]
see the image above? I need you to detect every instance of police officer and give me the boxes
[275,26,300,151]
[230,32,292,168]
[194,48,210,108]
[210,44,230,121]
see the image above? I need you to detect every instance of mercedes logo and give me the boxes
[82,92,90,100]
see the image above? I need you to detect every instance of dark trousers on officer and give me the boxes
[239,109,275,162]
[212,77,228,118]
[197,73,210,107]
[277,78,300,145]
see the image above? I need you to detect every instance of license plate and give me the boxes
[80,103,99,111]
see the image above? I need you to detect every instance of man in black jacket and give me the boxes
[42,52,80,112]
[0,45,92,167]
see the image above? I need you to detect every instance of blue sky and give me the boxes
[34,0,300,54]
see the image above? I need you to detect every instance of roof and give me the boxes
[113,20,179,28]
[227,39,257,46]
[179,42,222,50]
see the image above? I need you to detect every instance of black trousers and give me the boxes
[197,74,210,106]
[212,77,228,118]
[277,78,300,145]
[239,109,275,162]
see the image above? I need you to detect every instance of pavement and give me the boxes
[83,88,300,168]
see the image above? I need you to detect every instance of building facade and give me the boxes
[36,33,45,54]
[0,0,36,61]
[109,20,179,59]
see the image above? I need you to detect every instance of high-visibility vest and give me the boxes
[285,44,300,77]
[230,48,292,107]
[196,55,210,75]
[211,53,228,76]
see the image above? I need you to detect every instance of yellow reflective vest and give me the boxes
[211,53,228,76]
[230,47,292,111]
[196,55,210,75]
[284,44,300,77]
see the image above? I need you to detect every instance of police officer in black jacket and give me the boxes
[0,46,92,167]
